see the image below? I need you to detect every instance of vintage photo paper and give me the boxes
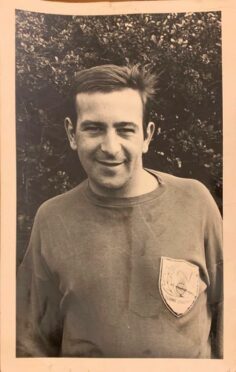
[1,0,236,371]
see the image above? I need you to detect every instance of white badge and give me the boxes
[159,257,199,317]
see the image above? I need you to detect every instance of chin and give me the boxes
[93,177,130,193]
[98,181,126,190]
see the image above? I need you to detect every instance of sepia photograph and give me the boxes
[1,1,236,371]
[15,9,223,358]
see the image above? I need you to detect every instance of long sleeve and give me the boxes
[16,210,63,357]
[203,190,223,358]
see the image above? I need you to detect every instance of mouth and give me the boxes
[96,160,124,167]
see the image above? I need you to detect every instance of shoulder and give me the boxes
[35,180,88,221]
[148,169,221,218]
[150,169,211,199]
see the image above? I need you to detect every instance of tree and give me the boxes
[16,10,222,265]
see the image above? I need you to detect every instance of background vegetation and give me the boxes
[16,10,222,265]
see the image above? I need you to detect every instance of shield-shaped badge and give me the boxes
[159,257,199,317]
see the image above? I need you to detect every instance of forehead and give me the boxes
[75,88,143,121]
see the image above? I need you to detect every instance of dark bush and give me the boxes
[16,10,222,265]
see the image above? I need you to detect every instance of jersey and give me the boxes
[16,169,223,358]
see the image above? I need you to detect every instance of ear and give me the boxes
[64,117,77,151]
[142,122,155,154]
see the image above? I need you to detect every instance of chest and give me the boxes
[45,204,205,313]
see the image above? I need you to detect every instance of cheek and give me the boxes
[125,140,144,157]
[76,135,99,155]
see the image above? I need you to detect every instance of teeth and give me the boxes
[98,160,123,165]
[102,162,121,166]
[102,161,121,165]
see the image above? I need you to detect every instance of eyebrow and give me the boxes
[80,121,105,128]
[80,120,139,129]
[114,122,139,129]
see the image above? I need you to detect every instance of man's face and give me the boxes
[65,88,154,197]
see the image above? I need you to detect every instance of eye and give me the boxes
[84,126,103,133]
[118,127,135,134]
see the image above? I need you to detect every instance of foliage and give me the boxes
[16,10,222,264]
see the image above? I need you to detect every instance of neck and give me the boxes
[89,169,158,198]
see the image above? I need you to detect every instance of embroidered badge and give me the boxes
[159,257,199,317]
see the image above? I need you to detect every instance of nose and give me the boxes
[100,130,121,156]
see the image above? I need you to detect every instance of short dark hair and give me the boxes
[67,64,157,136]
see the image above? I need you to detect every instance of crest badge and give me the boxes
[159,257,199,317]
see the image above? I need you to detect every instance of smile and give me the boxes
[96,160,124,167]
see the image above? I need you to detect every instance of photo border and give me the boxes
[1,1,236,371]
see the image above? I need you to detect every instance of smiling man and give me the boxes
[65,87,156,197]
[16,65,223,358]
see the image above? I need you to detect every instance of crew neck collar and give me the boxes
[83,169,166,207]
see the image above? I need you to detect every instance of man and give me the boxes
[16,65,223,358]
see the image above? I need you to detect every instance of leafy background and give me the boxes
[16,10,222,266]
